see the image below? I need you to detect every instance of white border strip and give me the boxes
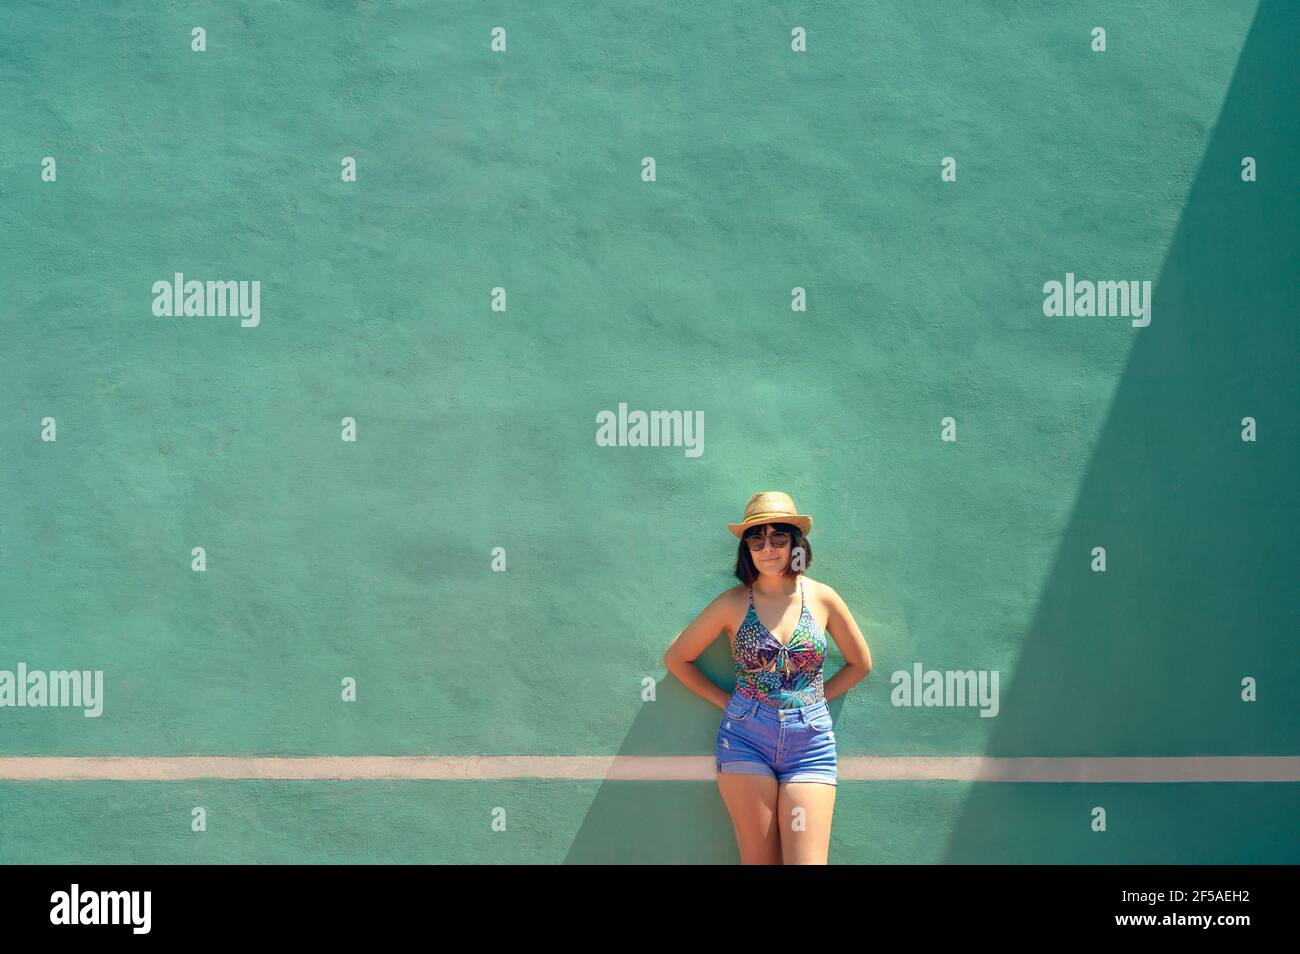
[0,756,1296,782]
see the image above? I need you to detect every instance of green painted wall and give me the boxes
[1,0,1295,862]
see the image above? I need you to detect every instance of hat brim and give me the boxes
[728,515,812,538]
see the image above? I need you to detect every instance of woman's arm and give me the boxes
[663,590,736,709]
[820,583,873,702]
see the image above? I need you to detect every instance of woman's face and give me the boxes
[745,523,792,576]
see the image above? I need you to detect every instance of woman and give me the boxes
[663,491,873,864]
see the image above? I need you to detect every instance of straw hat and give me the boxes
[727,491,813,538]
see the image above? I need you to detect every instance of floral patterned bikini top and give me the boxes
[731,577,827,709]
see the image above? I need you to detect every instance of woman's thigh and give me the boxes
[777,780,836,864]
[716,772,782,864]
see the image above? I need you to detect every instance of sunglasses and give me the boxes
[743,530,792,551]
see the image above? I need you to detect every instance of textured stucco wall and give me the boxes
[0,0,1295,863]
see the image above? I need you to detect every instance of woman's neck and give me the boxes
[753,575,799,598]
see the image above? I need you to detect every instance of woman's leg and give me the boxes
[776,781,836,864]
[717,772,782,864]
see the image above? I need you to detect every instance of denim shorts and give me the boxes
[715,692,837,786]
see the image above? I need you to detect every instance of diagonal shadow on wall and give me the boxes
[557,0,1298,865]
[941,0,1299,864]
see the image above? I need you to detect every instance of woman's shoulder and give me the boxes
[800,575,839,608]
[721,583,749,605]
[801,575,839,594]
[707,584,746,611]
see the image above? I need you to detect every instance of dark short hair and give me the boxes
[733,522,813,585]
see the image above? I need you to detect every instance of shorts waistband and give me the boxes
[726,693,828,723]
